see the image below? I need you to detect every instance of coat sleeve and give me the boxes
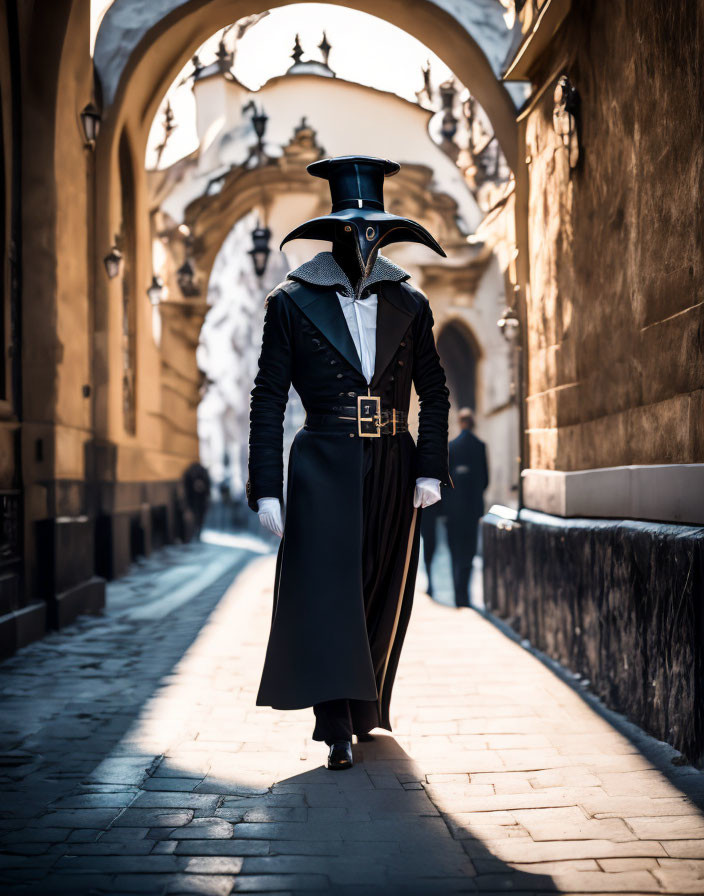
[411,298,452,486]
[246,290,293,512]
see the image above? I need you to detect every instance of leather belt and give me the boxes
[305,395,408,438]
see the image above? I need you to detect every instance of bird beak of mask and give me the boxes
[280,215,446,277]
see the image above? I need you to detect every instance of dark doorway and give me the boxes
[436,320,478,412]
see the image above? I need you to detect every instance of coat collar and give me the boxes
[283,252,415,386]
[287,251,410,298]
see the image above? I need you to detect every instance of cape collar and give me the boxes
[287,251,410,298]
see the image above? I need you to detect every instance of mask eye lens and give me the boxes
[366,226,375,240]
[344,225,352,232]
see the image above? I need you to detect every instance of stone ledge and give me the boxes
[522,464,704,525]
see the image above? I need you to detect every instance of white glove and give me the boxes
[257,497,284,537]
[413,477,442,509]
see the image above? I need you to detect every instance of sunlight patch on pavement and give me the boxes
[126,550,247,621]
[200,529,273,553]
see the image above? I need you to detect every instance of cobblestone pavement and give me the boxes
[1,541,704,895]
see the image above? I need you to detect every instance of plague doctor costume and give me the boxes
[247,156,451,769]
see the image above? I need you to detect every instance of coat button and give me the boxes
[336,373,343,379]
[389,376,395,382]
[400,341,406,347]
[338,392,345,397]
[330,359,337,366]
[347,392,356,397]
[349,433,354,438]
[312,338,320,346]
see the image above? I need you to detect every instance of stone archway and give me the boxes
[437,318,482,420]
[94,0,519,169]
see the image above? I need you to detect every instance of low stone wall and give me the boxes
[482,508,704,763]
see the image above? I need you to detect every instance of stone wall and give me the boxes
[522,0,704,472]
[482,511,704,763]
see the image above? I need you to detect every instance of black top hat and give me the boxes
[280,155,446,268]
[308,156,400,211]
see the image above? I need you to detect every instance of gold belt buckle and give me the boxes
[357,395,381,437]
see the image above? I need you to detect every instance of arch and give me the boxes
[94,0,519,171]
[437,317,482,413]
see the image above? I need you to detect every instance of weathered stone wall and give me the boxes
[482,511,704,763]
[523,0,704,471]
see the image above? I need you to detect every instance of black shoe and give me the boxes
[327,741,353,770]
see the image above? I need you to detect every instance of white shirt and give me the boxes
[336,291,377,384]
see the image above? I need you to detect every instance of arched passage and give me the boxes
[437,318,481,414]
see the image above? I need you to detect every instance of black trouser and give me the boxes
[448,518,479,608]
[312,698,377,745]
[420,514,437,595]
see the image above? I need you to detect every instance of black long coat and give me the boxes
[247,255,450,728]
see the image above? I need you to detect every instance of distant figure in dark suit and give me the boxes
[183,462,211,540]
[446,408,489,608]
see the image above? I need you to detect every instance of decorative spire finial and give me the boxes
[318,31,332,67]
[291,34,304,65]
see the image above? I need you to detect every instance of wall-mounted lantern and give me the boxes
[497,304,520,345]
[248,225,272,278]
[252,107,268,150]
[553,74,580,168]
[80,103,101,149]
[439,79,458,141]
[177,259,200,297]
[103,239,123,279]
[147,275,164,306]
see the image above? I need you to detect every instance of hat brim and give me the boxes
[279,210,446,258]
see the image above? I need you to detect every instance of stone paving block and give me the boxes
[142,872,234,894]
[1,827,70,844]
[652,868,704,894]
[625,814,704,840]
[341,788,440,816]
[426,786,607,814]
[174,839,270,856]
[549,869,660,892]
[241,807,308,823]
[55,853,181,873]
[581,795,696,818]
[368,774,403,789]
[597,770,683,798]
[57,841,156,856]
[169,818,234,839]
[597,856,660,871]
[134,791,221,811]
[181,855,244,873]
[220,794,307,809]
[142,777,200,792]
[153,840,178,854]
[231,873,329,891]
[662,839,704,858]
[461,838,668,863]
[99,825,149,841]
[49,791,138,809]
[32,808,121,829]
[114,808,194,827]
[306,808,371,822]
